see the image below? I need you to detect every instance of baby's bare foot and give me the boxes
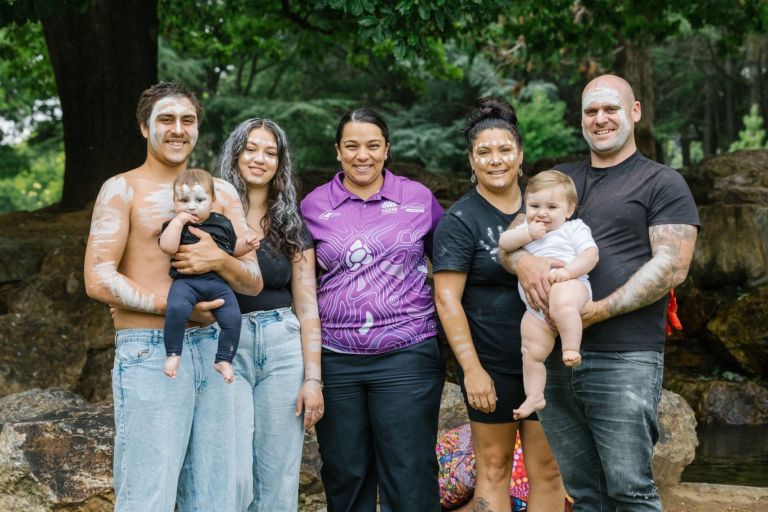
[214,361,234,384]
[164,356,180,379]
[513,395,546,420]
[563,350,582,367]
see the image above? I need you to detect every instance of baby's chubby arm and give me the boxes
[550,246,599,283]
[158,212,197,256]
[499,221,545,252]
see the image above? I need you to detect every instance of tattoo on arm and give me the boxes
[604,224,697,318]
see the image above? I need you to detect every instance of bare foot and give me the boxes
[214,361,234,383]
[164,355,180,379]
[513,395,546,420]
[563,350,582,367]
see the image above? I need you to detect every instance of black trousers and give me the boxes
[163,273,241,363]
[315,337,445,512]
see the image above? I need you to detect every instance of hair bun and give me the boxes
[473,97,518,126]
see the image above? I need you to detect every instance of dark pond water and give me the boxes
[681,424,768,487]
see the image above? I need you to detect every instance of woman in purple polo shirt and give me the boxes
[300,108,445,511]
[433,98,566,511]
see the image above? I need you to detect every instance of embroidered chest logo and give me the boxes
[319,211,341,221]
[403,203,426,214]
[381,200,398,214]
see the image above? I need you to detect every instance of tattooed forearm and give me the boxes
[604,224,697,318]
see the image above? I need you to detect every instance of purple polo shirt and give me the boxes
[300,170,444,354]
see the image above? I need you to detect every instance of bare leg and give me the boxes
[519,421,568,511]
[514,312,556,420]
[213,361,234,383]
[470,421,520,512]
[549,281,589,367]
[163,355,180,379]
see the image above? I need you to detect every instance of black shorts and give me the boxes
[456,365,538,423]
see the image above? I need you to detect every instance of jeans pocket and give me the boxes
[614,350,663,368]
[115,340,156,367]
[283,312,301,334]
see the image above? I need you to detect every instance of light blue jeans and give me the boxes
[538,350,664,512]
[233,307,305,511]
[111,326,236,512]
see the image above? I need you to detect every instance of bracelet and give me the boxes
[304,377,323,389]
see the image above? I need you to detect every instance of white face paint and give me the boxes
[174,183,212,221]
[581,86,632,155]
[146,96,198,165]
[238,127,280,189]
[472,139,519,166]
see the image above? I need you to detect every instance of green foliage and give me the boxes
[729,104,768,151]
[516,85,578,164]
[0,134,63,213]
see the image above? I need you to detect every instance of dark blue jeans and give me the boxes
[164,273,241,364]
[538,350,664,512]
[315,338,445,512]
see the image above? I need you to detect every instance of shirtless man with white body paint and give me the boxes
[84,82,262,512]
[502,75,699,511]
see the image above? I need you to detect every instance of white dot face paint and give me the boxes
[174,182,212,222]
[238,127,279,189]
[147,96,198,165]
[470,129,522,192]
[581,86,632,155]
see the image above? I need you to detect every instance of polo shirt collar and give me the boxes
[328,169,402,208]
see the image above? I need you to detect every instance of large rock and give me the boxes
[689,205,768,288]
[0,403,114,511]
[666,376,768,425]
[653,390,698,487]
[0,209,114,402]
[682,149,768,206]
[0,388,87,425]
[661,482,768,512]
[705,285,768,377]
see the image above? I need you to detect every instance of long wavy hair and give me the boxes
[217,118,304,259]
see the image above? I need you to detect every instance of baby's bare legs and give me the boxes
[549,280,590,367]
[514,311,556,420]
[213,361,234,383]
[164,355,180,379]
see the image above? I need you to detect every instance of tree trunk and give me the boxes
[42,0,157,210]
[615,38,656,160]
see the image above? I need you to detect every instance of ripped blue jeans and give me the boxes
[538,350,663,512]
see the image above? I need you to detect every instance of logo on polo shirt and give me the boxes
[381,201,398,214]
[319,211,341,220]
[403,203,426,213]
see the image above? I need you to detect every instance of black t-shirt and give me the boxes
[161,212,236,279]
[235,223,314,313]
[432,188,526,375]
[556,152,700,352]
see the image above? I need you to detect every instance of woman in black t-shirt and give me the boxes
[433,98,566,511]
[218,118,323,511]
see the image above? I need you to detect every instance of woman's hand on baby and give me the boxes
[463,366,497,413]
[549,268,571,283]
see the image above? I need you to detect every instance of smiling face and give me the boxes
[237,127,279,189]
[470,128,523,194]
[141,96,198,167]
[173,182,212,222]
[335,121,389,198]
[581,77,641,165]
[525,185,575,233]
